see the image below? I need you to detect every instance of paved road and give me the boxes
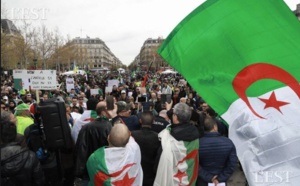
[228,163,248,186]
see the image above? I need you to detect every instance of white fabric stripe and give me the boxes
[222,87,300,186]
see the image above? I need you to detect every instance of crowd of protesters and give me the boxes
[1,69,238,186]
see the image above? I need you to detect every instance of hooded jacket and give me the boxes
[1,143,45,186]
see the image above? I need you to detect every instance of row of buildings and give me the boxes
[1,3,299,71]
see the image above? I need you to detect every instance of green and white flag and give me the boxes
[87,137,143,186]
[158,0,300,185]
[71,110,97,143]
[154,128,199,186]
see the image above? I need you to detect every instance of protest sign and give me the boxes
[66,78,74,92]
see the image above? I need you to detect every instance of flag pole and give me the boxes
[141,54,156,87]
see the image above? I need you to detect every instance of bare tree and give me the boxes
[36,24,55,69]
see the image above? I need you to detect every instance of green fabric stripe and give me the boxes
[184,139,199,185]
[158,0,300,115]
[87,147,110,186]
[91,110,98,119]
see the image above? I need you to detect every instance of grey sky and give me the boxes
[3,0,299,66]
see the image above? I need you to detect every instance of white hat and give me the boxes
[121,90,126,94]
[3,96,8,100]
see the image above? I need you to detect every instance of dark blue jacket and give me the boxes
[198,132,237,183]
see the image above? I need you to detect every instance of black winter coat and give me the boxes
[74,117,112,179]
[132,127,161,186]
[1,143,45,186]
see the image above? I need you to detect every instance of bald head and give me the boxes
[108,124,130,147]
[180,97,187,103]
[96,101,107,115]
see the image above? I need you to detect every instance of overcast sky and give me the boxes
[3,0,299,66]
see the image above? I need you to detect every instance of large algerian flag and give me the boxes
[158,0,300,185]
[154,128,199,186]
[86,137,143,186]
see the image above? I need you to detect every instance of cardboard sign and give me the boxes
[13,70,57,90]
[90,89,99,95]
[66,78,74,92]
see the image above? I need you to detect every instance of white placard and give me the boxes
[128,91,133,97]
[13,70,57,90]
[105,86,112,93]
[208,183,226,186]
[108,80,119,87]
[66,78,74,92]
[90,89,99,95]
[23,78,30,90]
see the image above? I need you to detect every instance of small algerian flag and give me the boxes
[86,137,143,186]
[158,0,300,185]
[71,110,97,143]
[154,128,199,186]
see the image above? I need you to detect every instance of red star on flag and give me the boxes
[112,172,135,186]
[259,91,289,113]
[174,169,187,184]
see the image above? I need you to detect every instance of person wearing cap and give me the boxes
[118,90,130,103]
[14,103,34,135]
[111,101,140,131]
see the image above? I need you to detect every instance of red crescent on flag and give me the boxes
[94,163,135,186]
[232,63,300,119]
[176,149,198,186]
[83,118,95,122]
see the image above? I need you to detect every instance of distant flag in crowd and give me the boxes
[73,65,78,74]
[131,71,136,77]
[71,110,97,143]
[157,0,300,185]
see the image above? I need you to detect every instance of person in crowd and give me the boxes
[1,100,8,112]
[172,87,181,105]
[131,111,161,186]
[78,96,87,111]
[112,101,140,131]
[71,98,98,143]
[152,109,170,133]
[9,99,16,113]
[132,86,141,102]
[14,103,34,135]
[80,92,88,103]
[25,93,34,104]
[65,103,74,127]
[86,123,143,186]
[43,94,49,100]
[1,111,45,186]
[197,118,237,186]
[205,107,228,137]
[11,92,20,104]
[118,90,130,103]
[161,81,172,95]
[70,97,84,113]
[154,102,199,185]
[74,101,113,185]
[69,88,77,98]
